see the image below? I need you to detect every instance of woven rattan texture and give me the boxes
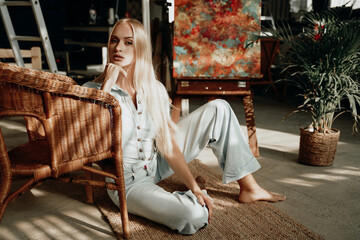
[0,63,129,237]
[96,160,324,240]
[0,63,119,107]
[0,63,116,174]
[298,128,340,166]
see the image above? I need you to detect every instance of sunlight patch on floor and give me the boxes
[325,167,360,176]
[276,178,322,187]
[255,127,299,151]
[41,214,89,239]
[15,220,46,239]
[0,121,26,132]
[275,166,359,188]
[299,173,348,181]
[0,228,18,240]
[33,216,66,239]
[30,188,48,197]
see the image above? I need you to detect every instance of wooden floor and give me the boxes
[0,95,359,240]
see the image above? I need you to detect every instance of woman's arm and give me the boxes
[101,63,127,92]
[163,135,213,222]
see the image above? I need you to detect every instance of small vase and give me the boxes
[298,128,340,166]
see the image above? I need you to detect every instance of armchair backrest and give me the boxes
[0,63,121,177]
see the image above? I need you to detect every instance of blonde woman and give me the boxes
[83,18,285,235]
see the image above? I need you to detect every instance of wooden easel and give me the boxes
[250,38,283,100]
[171,77,259,157]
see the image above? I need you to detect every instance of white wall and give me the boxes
[290,0,360,13]
[330,0,360,9]
[290,0,312,12]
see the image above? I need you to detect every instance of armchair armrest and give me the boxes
[0,62,118,108]
[0,62,76,84]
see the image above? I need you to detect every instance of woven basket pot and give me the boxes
[298,128,340,166]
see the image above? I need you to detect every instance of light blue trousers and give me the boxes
[107,99,261,235]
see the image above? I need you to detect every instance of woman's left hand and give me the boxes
[194,190,213,223]
[164,136,214,223]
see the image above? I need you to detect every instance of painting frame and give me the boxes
[173,0,261,79]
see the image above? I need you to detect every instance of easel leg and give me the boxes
[171,95,182,123]
[242,94,260,157]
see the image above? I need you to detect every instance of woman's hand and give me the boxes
[193,189,213,223]
[101,63,127,92]
[164,136,214,224]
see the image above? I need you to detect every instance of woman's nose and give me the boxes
[115,41,124,52]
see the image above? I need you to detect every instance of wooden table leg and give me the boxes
[242,94,260,157]
[207,96,216,102]
[171,94,182,123]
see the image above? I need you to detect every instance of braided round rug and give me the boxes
[95,160,324,239]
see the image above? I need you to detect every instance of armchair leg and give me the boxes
[116,178,130,239]
[85,163,94,204]
[0,178,38,223]
[0,202,6,222]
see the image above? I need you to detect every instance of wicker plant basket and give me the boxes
[298,128,340,166]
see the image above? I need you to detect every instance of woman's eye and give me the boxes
[110,38,118,43]
[126,41,133,45]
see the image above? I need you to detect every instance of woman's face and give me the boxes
[109,22,135,68]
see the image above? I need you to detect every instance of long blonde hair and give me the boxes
[94,18,177,156]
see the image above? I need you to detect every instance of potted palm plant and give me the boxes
[273,7,360,166]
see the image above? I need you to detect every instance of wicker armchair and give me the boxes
[0,63,130,238]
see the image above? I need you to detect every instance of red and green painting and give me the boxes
[173,0,261,78]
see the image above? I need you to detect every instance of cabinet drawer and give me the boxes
[176,80,250,95]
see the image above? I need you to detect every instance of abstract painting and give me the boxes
[173,0,261,78]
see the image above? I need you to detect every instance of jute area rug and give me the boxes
[95,160,324,239]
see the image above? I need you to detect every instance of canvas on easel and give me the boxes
[173,0,261,78]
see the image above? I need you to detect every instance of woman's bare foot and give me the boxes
[238,187,286,203]
[237,174,286,203]
[195,176,207,192]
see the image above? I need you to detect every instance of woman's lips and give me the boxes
[114,55,123,61]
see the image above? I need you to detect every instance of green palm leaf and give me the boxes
[269,6,360,133]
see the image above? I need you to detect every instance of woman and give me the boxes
[83,18,285,235]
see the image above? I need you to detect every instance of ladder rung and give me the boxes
[1,0,58,72]
[13,36,42,41]
[0,1,32,6]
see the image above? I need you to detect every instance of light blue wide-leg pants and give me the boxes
[107,99,261,235]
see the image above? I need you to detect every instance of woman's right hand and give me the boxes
[101,63,127,92]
